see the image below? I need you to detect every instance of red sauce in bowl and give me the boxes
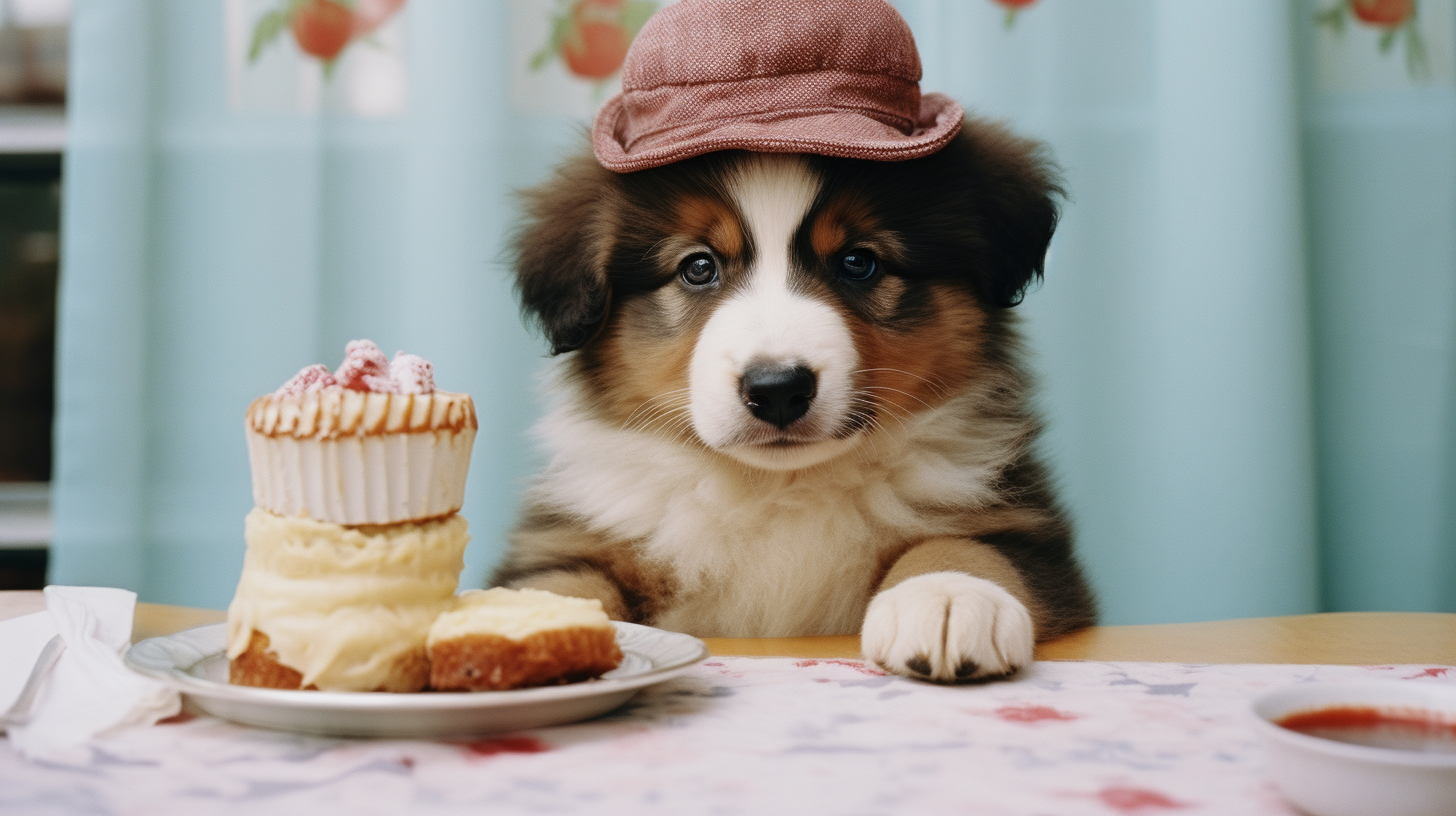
[1277,706,1456,754]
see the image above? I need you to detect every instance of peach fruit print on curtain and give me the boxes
[249,0,407,75]
[225,0,409,116]
[1317,0,1429,79]
[530,0,657,91]
[992,0,1038,29]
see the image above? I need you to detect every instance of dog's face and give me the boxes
[514,123,1060,471]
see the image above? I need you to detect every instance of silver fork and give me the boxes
[1,634,65,729]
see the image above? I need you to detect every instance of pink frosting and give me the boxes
[274,364,338,397]
[335,339,392,392]
[389,353,435,395]
[274,340,438,397]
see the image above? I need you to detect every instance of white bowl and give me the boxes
[1252,681,1456,816]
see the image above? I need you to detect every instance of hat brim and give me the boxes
[593,92,965,173]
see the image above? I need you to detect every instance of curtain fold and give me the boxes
[1299,3,1456,613]
[51,0,1455,620]
[51,0,155,594]
[1129,0,1318,621]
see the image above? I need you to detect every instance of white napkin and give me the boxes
[1,586,180,762]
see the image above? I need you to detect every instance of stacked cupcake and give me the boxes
[227,341,477,692]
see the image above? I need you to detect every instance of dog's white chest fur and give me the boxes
[530,381,1021,637]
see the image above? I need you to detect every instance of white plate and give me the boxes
[125,622,707,739]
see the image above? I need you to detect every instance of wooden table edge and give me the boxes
[2,592,1452,666]
[130,607,1451,666]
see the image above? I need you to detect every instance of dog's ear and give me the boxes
[957,122,1063,308]
[512,154,618,355]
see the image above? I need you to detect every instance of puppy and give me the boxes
[494,120,1095,682]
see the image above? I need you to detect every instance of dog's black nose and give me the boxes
[741,364,816,429]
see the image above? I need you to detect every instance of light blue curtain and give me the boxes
[52,0,1456,622]
[899,1,1322,625]
[1295,10,1456,615]
[53,0,548,605]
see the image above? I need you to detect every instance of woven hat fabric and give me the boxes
[592,0,964,172]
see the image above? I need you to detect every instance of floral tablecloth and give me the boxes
[3,657,1452,815]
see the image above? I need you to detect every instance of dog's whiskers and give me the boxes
[634,411,697,446]
[835,395,902,470]
[621,388,693,429]
[859,384,938,413]
[625,404,689,436]
[853,367,952,400]
[848,392,912,433]
[622,389,691,424]
[621,393,700,447]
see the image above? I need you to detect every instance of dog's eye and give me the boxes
[680,253,719,287]
[837,251,878,281]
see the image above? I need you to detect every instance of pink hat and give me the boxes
[591,0,964,173]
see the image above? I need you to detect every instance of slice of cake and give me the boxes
[227,340,476,692]
[228,509,467,692]
[427,588,623,691]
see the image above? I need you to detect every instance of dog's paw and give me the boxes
[861,571,1034,683]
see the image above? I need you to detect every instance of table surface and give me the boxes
[8,590,1454,816]
[3,589,1453,664]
